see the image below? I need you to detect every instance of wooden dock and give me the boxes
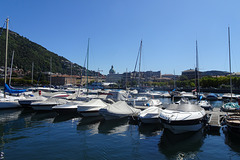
[206,108,227,129]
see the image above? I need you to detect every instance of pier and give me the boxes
[206,108,227,129]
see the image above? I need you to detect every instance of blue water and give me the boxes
[0,100,240,160]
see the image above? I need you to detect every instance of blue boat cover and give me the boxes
[4,83,26,94]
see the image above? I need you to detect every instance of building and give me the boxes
[106,65,123,83]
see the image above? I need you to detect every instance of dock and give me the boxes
[206,108,227,129]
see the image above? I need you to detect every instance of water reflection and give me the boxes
[0,109,22,124]
[53,114,80,123]
[31,111,57,122]
[138,123,163,137]
[77,116,103,131]
[158,129,205,159]
[223,127,240,154]
[98,117,129,135]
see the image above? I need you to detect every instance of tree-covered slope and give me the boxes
[0,28,97,76]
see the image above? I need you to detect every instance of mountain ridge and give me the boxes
[0,27,99,77]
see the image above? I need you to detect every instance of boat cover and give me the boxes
[165,103,204,112]
[79,99,108,108]
[4,83,26,94]
[101,101,141,115]
[106,90,129,101]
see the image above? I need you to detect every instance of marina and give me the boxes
[0,93,240,159]
[1,1,240,159]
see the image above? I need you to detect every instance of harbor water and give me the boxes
[0,100,240,160]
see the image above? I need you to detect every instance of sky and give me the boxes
[1,0,240,75]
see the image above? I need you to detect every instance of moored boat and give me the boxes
[99,101,141,120]
[138,106,162,124]
[77,99,108,117]
[159,103,207,134]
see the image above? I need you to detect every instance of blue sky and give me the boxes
[1,0,240,75]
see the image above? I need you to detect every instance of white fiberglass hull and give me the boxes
[0,101,21,109]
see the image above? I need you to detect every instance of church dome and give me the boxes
[109,65,116,74]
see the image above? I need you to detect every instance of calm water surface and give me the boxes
[0,100,240,160]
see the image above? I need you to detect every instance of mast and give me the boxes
[228,26,232,102]
[4,18,9,98]
[32,62,34,85]
[71,62,72,85]
[9,50,14,86]
[138,40,142,87]
[86,38,90,94]
[196,40,200,101]
[50,57,52,90]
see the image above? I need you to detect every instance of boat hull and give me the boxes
[79,110,100,117]
[0,101,21,109]
[31,105,55,111]
[163,123,204,134]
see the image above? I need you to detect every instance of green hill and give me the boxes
[0,28,98,78]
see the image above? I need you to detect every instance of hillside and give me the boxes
[0,28,98,77]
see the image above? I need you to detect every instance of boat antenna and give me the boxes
[4,18,9,98]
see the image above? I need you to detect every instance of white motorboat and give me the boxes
[144,99,162,106]
[52,101,85,114]
[198,100,213,111]
[159,103,207,134]
[31,98,68,111]
[126,96,149,106]
[77,99,108,117]
[18,95,48,107]
[0,96,25,109]
[138,106,162,124]
[99,101,141,120]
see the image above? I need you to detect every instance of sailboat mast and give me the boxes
[32,62,34,84]
[138,40,142,87]
[196,40,200,100]
[228,27,232,102]
[9,50,14,86]
[4,18,9,98]
[86,38,90,94]
[50,57,52,90]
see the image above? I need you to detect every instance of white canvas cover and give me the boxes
[78,99,108,112]
[99,101,141,118]
[106,90,129,101]
[139,106,161,119]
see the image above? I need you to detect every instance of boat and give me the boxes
[221,27,240,112]
[225,113,240,133]
[18,95,48,107]
[126,96,149,106]
[144,99,162,106]
[198,100,213,111]
[31,98,68,111]
[159,103,207,134]
[77,99,108,117]
[52,101,85,114]
[0,18,26,109]
[99,101,141,120]
[138,106,162,124]
[206,93,218,101]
